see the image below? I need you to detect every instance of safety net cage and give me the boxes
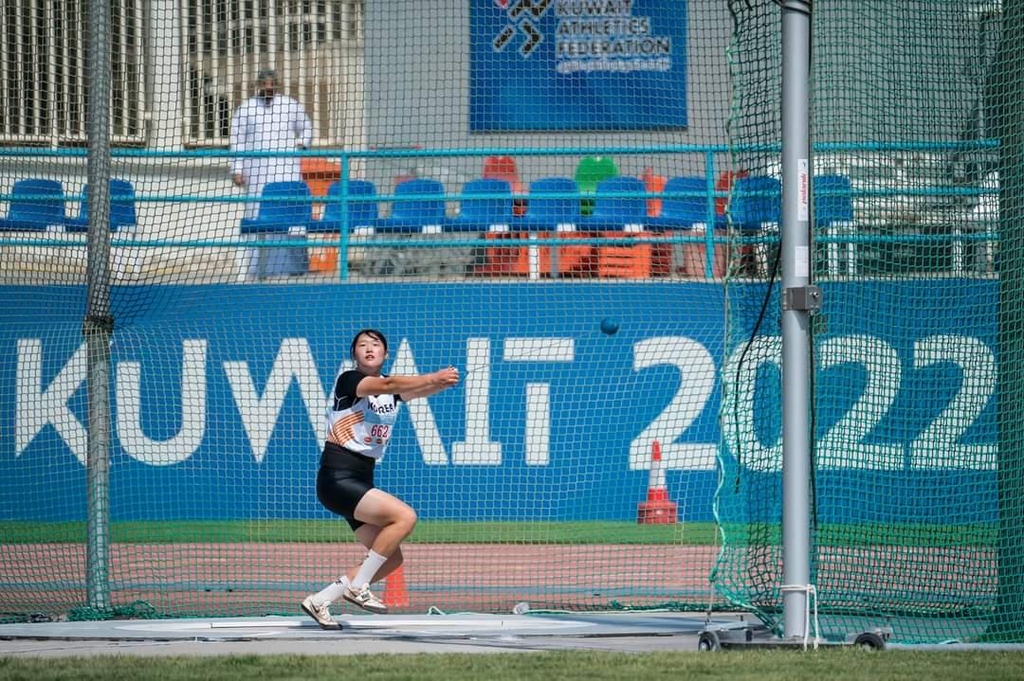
[0,0,1021,645]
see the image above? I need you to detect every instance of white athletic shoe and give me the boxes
[343,584,387,614]
[301,595,341,629]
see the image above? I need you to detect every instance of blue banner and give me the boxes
[470,0,688,131]
[0,281,998,524]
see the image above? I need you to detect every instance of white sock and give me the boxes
[313,575,349,605]
[350,550,388,590]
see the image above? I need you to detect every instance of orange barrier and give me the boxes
[383,565,410,608]
[637,440,678,524]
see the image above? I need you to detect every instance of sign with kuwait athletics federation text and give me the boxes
[470,0,688,131]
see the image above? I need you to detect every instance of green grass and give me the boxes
[0,520,716,545]
[2,650,1024,681]
[2,520,997,547]
[2,520,999,548]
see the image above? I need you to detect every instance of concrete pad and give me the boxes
[0,611,745,656]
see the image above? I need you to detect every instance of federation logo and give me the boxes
[492,0,552,57]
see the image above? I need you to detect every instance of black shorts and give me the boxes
[317,442,376,531]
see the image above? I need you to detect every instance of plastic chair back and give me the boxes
[482,156,522,192]
[3,178,67,229]
[255,181,312,225]
[67,179,138,232]
[591,176,647,226]
[575,156,619,217]
[456,178,512,226]
[526,177,581,225]
[659,176,710,226]
[813,174,854,224]
[388,178,446,223]
[729,176,781,229]
[574,156,619,193]
[320,179,378,228]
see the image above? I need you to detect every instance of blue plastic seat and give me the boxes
[311,179,378,233]
[813,173,854,225]
[814,173,856,276]
[587,176,648,231]
[649,176,720,231]
[522,177,581,230]
[729,175,781,277]
[375,178,449,234]
[728,176,781,230]
[238,180,313,279]
[239,181,314,235]
[65,179,138,233]
[0,178,68,231]
[450,178,512,233]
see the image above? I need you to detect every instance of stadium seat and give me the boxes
[482,155,526,216]
[238,180,313,279]
[482,155,521,189]
[814,173,857,276]
[0,178,68,231]
[474,177,582,278]
[588,176,648,231]
[729,175,781,276]
[375,177,449,234]
[650,176,726,278]
[728,175,781,229]
[311,179,379,233]
[523,177,582,230]
[239,180,314,235]
[65,178,138,233]
[650,176,711,230]
[450,178,513,233]
[526,177,593,277]
[574,155,619,216]
[589,176,667,278]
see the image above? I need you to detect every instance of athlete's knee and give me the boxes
[393,506,417,534]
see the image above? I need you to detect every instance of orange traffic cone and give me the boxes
[383,565,409,608]
[637,440,678,524]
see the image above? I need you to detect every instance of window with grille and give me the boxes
[182,0,365,148]
[0,0,146,146]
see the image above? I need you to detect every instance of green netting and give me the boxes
[0,0,1021,645]
[713,0,1020,644]
[0,1,737,625]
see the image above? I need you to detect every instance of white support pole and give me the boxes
[779,0,815,642]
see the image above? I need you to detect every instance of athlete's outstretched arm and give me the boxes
[356,367,459,401]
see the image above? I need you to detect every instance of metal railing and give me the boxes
[0,142,1001,283]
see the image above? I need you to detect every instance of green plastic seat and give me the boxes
[574,156,619,216]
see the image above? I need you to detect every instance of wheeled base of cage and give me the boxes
[697,621,892,652]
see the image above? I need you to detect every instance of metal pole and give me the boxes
[779,0,815,642]
[84,0,114,612]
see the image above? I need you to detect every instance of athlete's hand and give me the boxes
[434,366,460,389]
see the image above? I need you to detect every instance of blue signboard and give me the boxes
[0,281,999,525]
[470,0,689,131]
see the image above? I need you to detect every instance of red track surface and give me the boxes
[1,543,725,618]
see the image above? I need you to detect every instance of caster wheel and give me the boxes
[698,630,721,652]
[853,632,886,650]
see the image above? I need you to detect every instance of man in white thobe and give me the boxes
[230,68,314,279]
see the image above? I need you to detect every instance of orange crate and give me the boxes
[477,231,596,277]
[596,232,671,279]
